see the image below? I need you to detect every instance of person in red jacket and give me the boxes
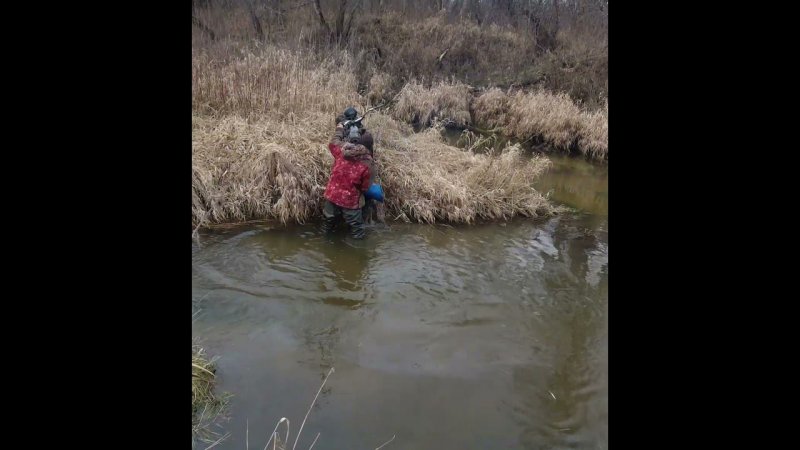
[334,107,381,224]
[321,120,372,239]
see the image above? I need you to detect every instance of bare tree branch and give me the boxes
[244,0,265,41]
[312,0,331,36]
[343,0,363,41]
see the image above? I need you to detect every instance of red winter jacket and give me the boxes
[324,125,371,209]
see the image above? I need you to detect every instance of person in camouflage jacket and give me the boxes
[321,121,372,239]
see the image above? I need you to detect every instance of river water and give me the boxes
[192,154,608,449]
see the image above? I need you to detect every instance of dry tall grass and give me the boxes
[192,112,333,226]
[473,88,608,159]
[392,80,472,128]
[534,27,609,107]
[387,82,608,160]
[192,345,228,448]
[193,111,553,227]
[351,12,537,87]
[577,103,609,161]
[368,114,552,223]
[366,70,395,106]
[192,42,358,118]
[192,44,555,228]
[193,6,607,108]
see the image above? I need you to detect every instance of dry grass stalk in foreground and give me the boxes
[243,367,396,450]
[193,345,229,448]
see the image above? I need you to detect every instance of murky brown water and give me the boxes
[192,154,607,449]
